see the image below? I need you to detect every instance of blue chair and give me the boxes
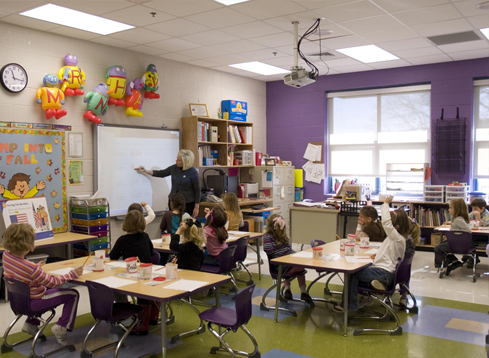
[200,283,260,358]
[1,278,76,357]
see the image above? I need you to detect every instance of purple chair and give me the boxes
[1,278,76,357]
[307,239,343,297]
[353,258,403,336]
[396,253,418,314]
[201,246,239,294]
[150,250,160,265]
[439,231,479,282]
[228,236,254,285]
[81,281,144,358]
[199,283,260,358]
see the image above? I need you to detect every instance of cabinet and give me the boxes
[445,185,469,202]
[182,116,253,167]
[423,185,444,202]
[70,198,111,255]
[386,163,429,197]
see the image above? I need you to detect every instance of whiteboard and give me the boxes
[94,124,180,216]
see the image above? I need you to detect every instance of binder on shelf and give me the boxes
[211,126,218,142]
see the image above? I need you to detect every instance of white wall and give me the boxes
[0,22,267,247]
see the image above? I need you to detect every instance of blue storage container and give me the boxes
[221,100,247,121]
[72,212,108,220]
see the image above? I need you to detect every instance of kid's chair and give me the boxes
[199,283,260,358]
[396,253,418,314]
[201,246,239,295]
[228,236,254,285]
[439,231,479,282]
[150,250,160,265]
[81,281,146,358]
[353,258,403,336]
[1,278,76,357]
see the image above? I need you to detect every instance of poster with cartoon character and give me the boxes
[1,197,53,240]
[0,128,66,232]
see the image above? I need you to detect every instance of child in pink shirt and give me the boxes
[203,206,228,266]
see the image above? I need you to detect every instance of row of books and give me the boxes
[228,125,251,144]
[198,145,218,166]
[198,121,218,142]
[413,207,451,227]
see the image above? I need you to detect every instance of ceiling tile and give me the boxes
[392,4,461,26]
[145,18,211,37]
[186,59,222,68]
[295,0,359,10]
[406,53,453,65]
[176,46,230,59]
[0,1,46,14]
[263,11,330,31]
[211,40,266,53]
[142,0,222,17]
[48,27,101,41]
[371,0,450,13]
[323,57,363,68]
[231,0,307,20]
[466,14,489,29]
[250,32,294,47]
[185,7,256,29]
[261,55,296,67]
[0,14,59,31]
[181,30,241,46]
[318,34,370,49]
[333,63,375,73]
[109,28,170,44]
[203,54,255,66]
[392,46,443,58]
[339,15,404,33]
[377,37,433,51]
[0,11,9,19]
[438,39,489,52]
[103,4,175,26]
[240,48,289,60]
[453,0,489,17]
[126,44,167,56]
[91,36,138,48]
[51,0,134,15]
[410,18,473,37]
[315,1,387,23]
[220,21,283,38]
[159,53,196,62]
[448,48,489,60]
[361,27,419,43]
[368,59,413,69]
[147,38,201,51]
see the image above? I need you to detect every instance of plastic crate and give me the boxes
[72,212,108,220]
[72,224,108,234]
[71,205,107,214]
[90,242,109,251]
[72,218,108,226]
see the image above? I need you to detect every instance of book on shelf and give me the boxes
[198,145,216,166]
[238,128,246,143]
[198,121,211,142]
[228,125,236,143]
[413,206,450,227]
[233,126,241,143]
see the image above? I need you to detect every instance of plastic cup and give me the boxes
[347,233,357,244]
[93,257,104,272]
[95,250,105,261]
[340,238,348,251]
[166,263,178,280]
[313,247,323,260]
[138,263,152,280]
[360,236,370,249]
[345,243,355,256]
[125,257,138,274]
[162,234,171,244]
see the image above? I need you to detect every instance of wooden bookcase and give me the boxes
[182,116,253,167]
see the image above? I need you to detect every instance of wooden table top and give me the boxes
[0,232,97,253]
[434,225,489,233]
[43,257,231,303]
[270,240,373,274]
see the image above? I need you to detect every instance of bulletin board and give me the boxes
[308,141,323,163]
[0,128,67,232]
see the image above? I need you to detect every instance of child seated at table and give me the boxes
[170,218,205,271]
[469,197,489,227]
[203,206,228,266]
[160,193,190,235]
[222,192,244,231]
[2,223,83,346]
[399,216,420,308]
[434,198,471,271]
[263,213,313,304]
[356,205,387,242]
[335,195,407,312]
[128,201,155,225]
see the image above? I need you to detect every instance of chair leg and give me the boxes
[114,315,140,358]
[170,299,205,343]
[259,280,297,317]
[237,262,254,285]
[353,294,402,336]
[166,303,175,325]
[399,283,418,314]
[324,272,343,295]
[2,314,39,353]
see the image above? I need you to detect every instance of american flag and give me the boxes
[10,213,29,224]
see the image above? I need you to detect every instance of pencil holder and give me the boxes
[125,257,138,274]
[166,263,178,280]
[138,263,152,280]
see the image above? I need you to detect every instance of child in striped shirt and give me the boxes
[263,214,313,304]
[2,223,83,346]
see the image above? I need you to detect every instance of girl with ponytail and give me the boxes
[170,218,205,271]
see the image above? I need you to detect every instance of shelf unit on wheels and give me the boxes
[70,197,111,256]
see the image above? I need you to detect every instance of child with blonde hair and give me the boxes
[170,218,206,271]
[221,192,244,231]
[263,213,313,304]
[2,223,83,346]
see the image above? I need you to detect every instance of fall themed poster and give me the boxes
[0,129,66,232]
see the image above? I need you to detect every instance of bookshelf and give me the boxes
[182,116,253,167]
[385,163,429,196]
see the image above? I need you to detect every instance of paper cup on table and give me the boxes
[340,238,348,251]
[347,233,357,244]
[95,250,105,260]
[166,263,178,280]
[138,263,152,280]
[93,257,104,272]
[313,247,323,260]
[162,234,171,244]
[360,236,370,249]
[345,243,355,256]
[125,257,138,274]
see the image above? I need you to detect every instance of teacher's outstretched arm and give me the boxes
[136,166,153,176]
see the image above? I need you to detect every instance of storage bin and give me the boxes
[431,233,441,246]
[26,254,49,263]
[72,205,108,214]
[72,212,108,220]
[72,218,108,226]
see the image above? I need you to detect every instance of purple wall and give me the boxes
[266,57,489,201]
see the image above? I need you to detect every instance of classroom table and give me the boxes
[0,232,98,258]
[152,231,265,279]
[270,240,372,336]
[42,257,231,358]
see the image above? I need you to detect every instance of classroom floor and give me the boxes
[1,247,488,358]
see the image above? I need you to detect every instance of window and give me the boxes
[474,80,489,194]
[328,85,431,194]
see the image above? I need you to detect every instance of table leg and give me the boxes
[343,215,347,238]
[160,301,167,358]
[274,264,283,323]
[257,237,261,280]
[343,273,349,337]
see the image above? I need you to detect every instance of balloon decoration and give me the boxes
[142,64,160,99]
[57,53,86,96]
[83,83,114,124]
[35,75,67,120]
[125,78,144,117]
[106,65,127,106]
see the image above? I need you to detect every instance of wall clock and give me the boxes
[1,63,28,93]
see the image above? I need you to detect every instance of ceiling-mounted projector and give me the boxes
[284,68,317,88]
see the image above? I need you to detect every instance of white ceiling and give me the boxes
[1,0,488,82]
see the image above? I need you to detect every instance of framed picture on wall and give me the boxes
[189,103,209,117]
[68,132,83,158]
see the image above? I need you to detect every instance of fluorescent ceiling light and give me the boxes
[336,45,399,63]
[20,4,134,35]
[214,0,250,5]
[229,61,289,75]
[481,28,489,40]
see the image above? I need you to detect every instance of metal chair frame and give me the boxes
[439,231,480,282]
[229,236,254,286]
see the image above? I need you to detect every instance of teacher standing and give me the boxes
[137,149,200,217]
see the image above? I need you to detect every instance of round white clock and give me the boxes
[1,63,28,93]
